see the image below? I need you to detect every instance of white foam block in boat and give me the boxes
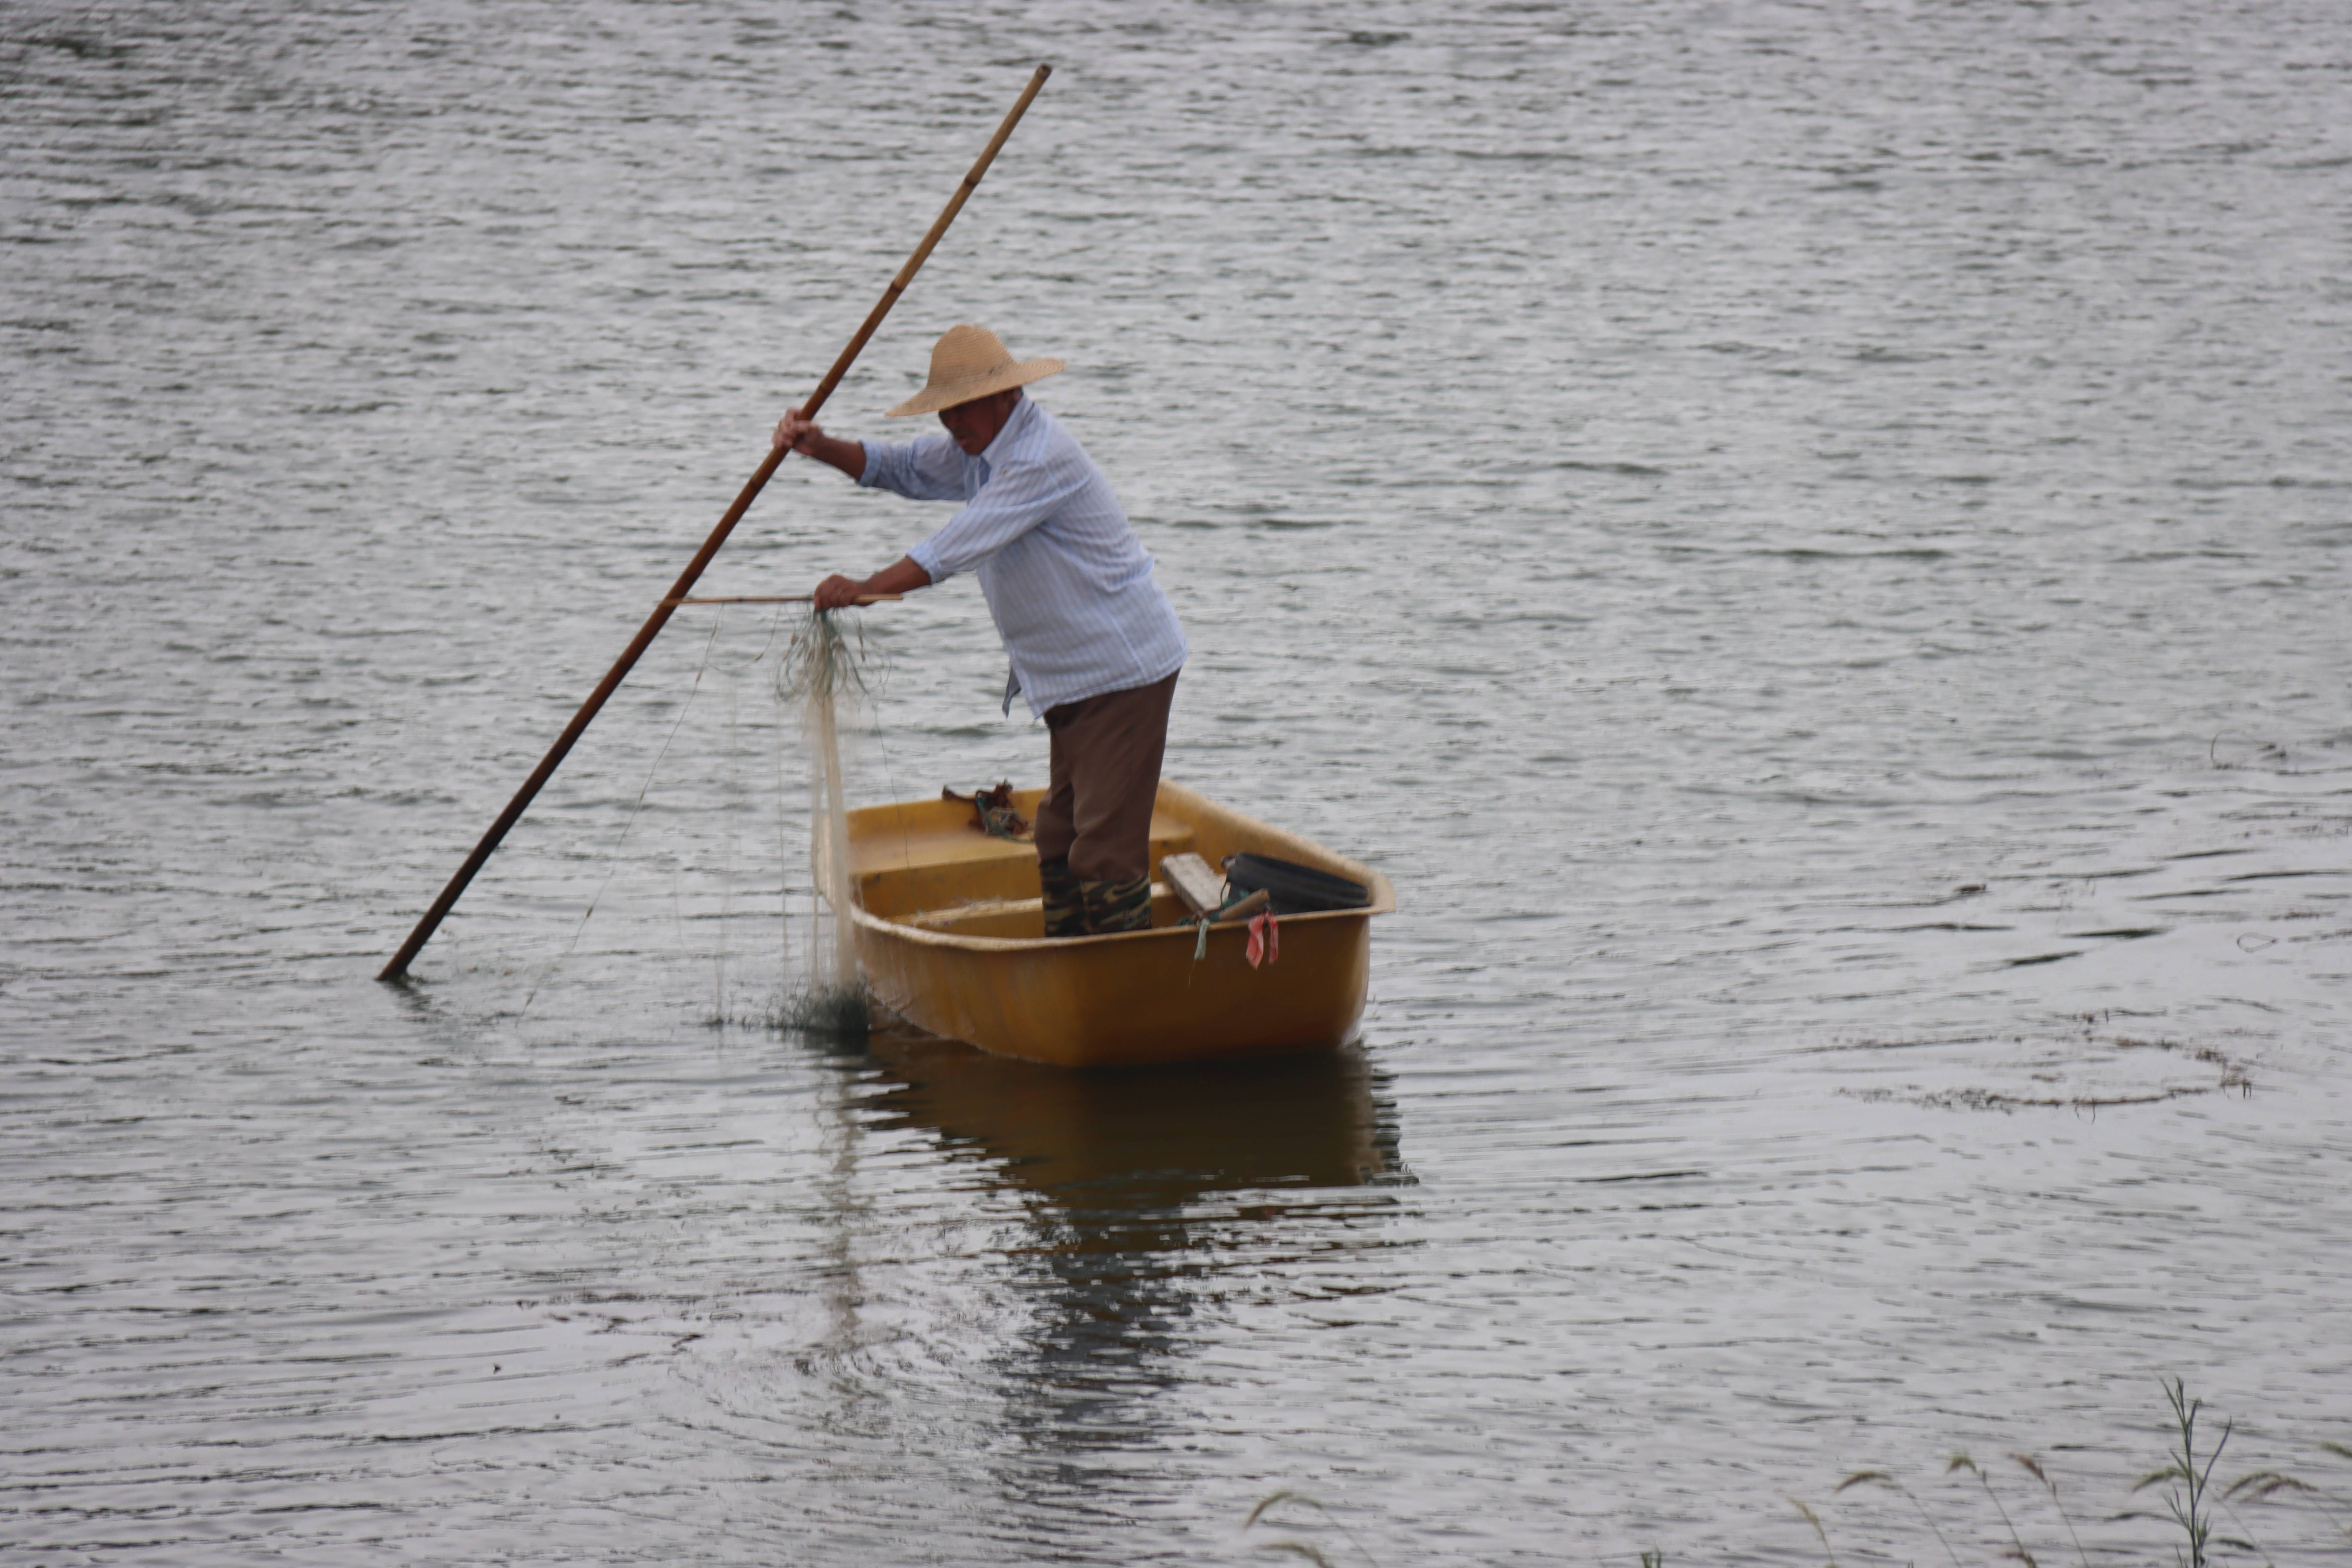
[1159,852,1224,918]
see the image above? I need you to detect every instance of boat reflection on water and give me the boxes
[828,1026,1411,1457]
[762,1029,1411,1476]
[854,1024,1405,1212]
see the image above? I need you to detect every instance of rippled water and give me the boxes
[5,2,2349,1562]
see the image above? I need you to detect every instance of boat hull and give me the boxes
[842,780,1392,1069]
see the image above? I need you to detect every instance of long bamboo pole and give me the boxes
[665,594,901,607]
[379,64,1051,982]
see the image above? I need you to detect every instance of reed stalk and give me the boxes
[2133,1375,2232,1568]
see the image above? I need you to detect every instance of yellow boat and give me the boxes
[839,780,1394,1069]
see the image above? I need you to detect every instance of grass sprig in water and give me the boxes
[1786,1496,1837,1568]
[1244,1491,1379,1568]
[1274,1381,2332,1568]
[1836,1469,1963,1567]
[2009,1451,2090,1568]
[2133,1375,2234,1568]
[1947,1451,2036,1567]
[1752,1381,2314,1568]
[2227,1438,2352,1551]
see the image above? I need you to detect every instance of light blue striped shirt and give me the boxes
[860,394,1187,718]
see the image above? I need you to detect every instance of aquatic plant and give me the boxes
[1946,1451,2035,1567]
[2132,1375,2235,1568]
[1834,1468,1964,1567]
[1759,1380,2322,1567]
[2009,1450,2090,1568]
[1244,1490,1379,1568]
[1786,1496,1837,1568]
[1259,1380,2335,1567]
[2224,1438,2352,1554]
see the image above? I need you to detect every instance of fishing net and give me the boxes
[772,607,871,1034]
[503,603,878,1042]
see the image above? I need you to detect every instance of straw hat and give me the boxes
[885,323,1064,418]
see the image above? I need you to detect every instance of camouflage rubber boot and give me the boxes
[1038,857,1086,938]
[1080,874,1152,934]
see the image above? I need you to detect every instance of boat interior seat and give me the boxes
[846,787,1198,920]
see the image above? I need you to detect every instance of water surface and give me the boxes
[5,2,2349,1562]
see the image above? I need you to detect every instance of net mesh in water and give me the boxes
[510,605,878,1040]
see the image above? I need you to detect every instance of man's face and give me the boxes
[939,389,1019,455]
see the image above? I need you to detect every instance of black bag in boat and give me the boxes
[1222,853,1370,915]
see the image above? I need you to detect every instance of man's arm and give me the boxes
[778,409,937,608]
[773,407,864,480]
[813,555,932,611]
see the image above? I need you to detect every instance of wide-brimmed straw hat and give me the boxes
[885,323,1064,418]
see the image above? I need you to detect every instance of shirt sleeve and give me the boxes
[857,432,971,501]
[904,451,1093,583]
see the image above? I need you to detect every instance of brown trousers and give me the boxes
[1031,670,1179,884]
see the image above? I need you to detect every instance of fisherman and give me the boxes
[773,323,1187,937]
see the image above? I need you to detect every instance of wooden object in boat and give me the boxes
[837,780,1394,1069]
[1159,851,1226,920]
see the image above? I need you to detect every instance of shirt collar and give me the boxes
[978,391,1039,464]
